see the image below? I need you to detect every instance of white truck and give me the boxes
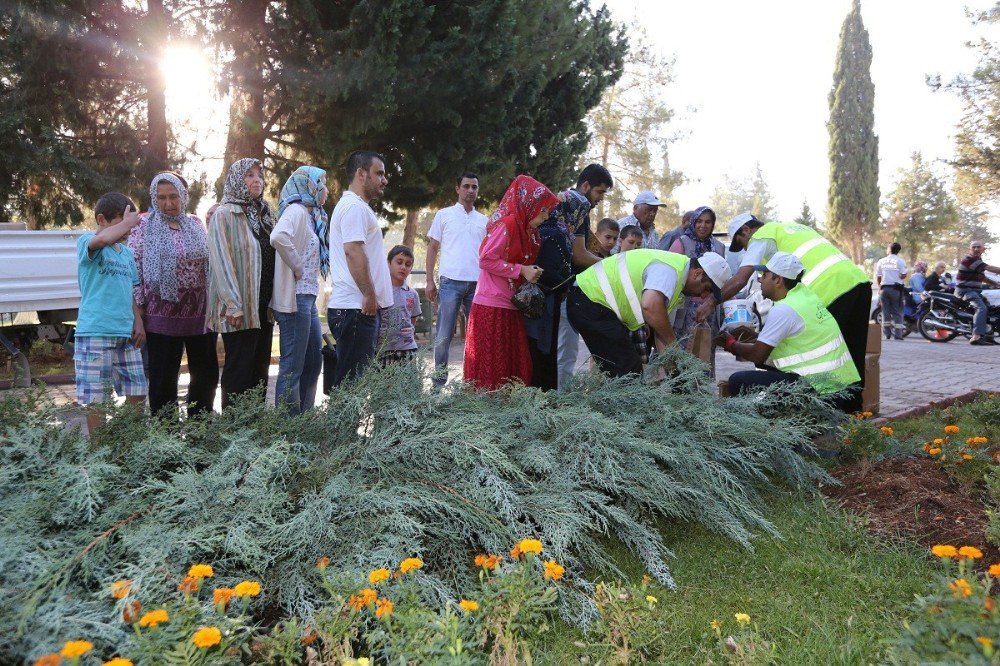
[0,223,85,386]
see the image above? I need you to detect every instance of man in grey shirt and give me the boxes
[658,209,696,251]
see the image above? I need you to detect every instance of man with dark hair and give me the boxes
[556,163,614,388]
[874,241,907,340]
[425,171,488,386]
[327,151,393,384]
[717,252,860,411]
[958,240,1000,345]
[658,209,696,252]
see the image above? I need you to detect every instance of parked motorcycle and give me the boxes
[917,290,1000,343]
[870,292,926,339]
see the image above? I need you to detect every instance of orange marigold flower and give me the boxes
[949,578,973,598]
[213,587,235,608]
[191,626,222,649]
[458,599,479,612]
[543,560,565,581]
[60,641,93,659]
[301,630,319,646]
[880,426,894,436]
[945,425,960,434]
[960,546,985,560]
[933,438,945,445]
[368,568,391,585]
[990,564,1000,578]
[32,654,61,666]
[399,558,423,574]
[375,597,394,618]
[932,545,958,558]
[110,579,132,599]
[515,539,543,556]
[188,564,214,579]
[963,453,974,460]
[987,596,996,612]
[474,553,503,570]
[349,588,378,610]
[122,600,142,624]
[929,447,942,456]
[178,576,200,594]
[316,556,330,570]
[138,609,169,628]
[102,659,134,666]
[233,581,261,597]
[510,544,523,559]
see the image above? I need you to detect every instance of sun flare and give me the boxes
[160,45,213,97]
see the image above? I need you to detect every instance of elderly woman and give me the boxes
[270,166,328,413]
[208,158,277,408]
[129,172,217,416]
[669,205,725,371]
[910,261,928,300]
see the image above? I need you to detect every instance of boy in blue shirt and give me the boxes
[75,192,147,434]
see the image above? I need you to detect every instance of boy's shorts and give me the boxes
[74,336,148,404]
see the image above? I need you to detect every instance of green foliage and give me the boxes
[881,152,961,264]
[710,163,777,225]
[827,0,880,263]
[793,201,818,229]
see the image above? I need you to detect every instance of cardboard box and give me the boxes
[866,321,882,355]
[718,380,731,398]
[861,352,880,414]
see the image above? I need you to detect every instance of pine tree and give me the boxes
[794,201,818,228]
[827,0,880,263]
[881,152,960,264]
[710,164,776,225]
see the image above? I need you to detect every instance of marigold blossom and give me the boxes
[516,538,543,556]
[645,595,658,605]
[949,578,973,598]
[102,658,134,666]
[710,619,722,631]
[110,579,132,599]
[735,613,751,626]
[122,600,142,624]
[178,576,199,594]
[60,642,93,659]
[459,599,479,612]
[543,560,565,581]
[349,588,378,610]
[931,544,958,558]
[880,426,894,436]
[933,438,945,445]
[945,425,960,434]
[233,581,261,597]
[960,546,984,560]
[399,557,423,574]
[990,564,1000,578]
[987,596,996,612]
[32,654,61,666]
[138,609,169,628]
[510,544,523,559]
[188,564,214,579]
[368,568,391,585]
[474,553,502,570]
[213,587,235,608]
[929,447,942,456]
[963,453,974,460]
[316,556,330,570]
[978,636,994,650]
[375,597,394,618]
[192,626,222,648]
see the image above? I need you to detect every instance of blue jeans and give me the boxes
[556,299,580,390]
[274,294,322,414]
[328,307,380,386]
[433,277,476,386]
[957,288,989,336]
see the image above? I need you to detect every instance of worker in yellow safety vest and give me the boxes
[716,252,861,411]
[567,249,731,377]
[698,213,871,412]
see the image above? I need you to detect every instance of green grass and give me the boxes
[887,394,1000,445]
[539,493,935,665]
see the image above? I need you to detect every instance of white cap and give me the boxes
[727,212,761,252]
[764,251,804,280]
[634,191,665,207]
[697,252,732,300]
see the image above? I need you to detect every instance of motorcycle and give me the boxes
[870,291,926,339]
[917,290,1000,343]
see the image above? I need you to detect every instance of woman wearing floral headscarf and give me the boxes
[129,172,217,416]
[270,166,328,413]
[207,158,277,408]
[463,175,558,391]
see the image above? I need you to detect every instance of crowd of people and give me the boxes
[81,152,991,432]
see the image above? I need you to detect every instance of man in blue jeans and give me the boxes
[425,172,488,386]
[957,240,1000,345]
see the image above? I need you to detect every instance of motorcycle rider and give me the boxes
[925,261,950,293]
[958,240,1000,346]
[875,242,908,340]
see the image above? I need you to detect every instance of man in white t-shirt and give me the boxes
[327,150,393,385]
[874,242,908,340]
[425,172,488,386]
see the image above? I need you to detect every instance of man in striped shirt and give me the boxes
[957,240,1000,345]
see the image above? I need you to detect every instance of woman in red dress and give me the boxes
[464,175,558,390]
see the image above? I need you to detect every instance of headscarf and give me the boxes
[222,157,275,237]
[484,175,559,271]
[142,172,209,302]
[913,261,928,274]
[537,193,590,281]
[278,166,330,278]
[682,205,717,257]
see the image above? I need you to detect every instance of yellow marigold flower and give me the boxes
[369,568,391,585]
[188,564,214,579]
[459,599,479,612]
[734,613,751,626]
[192,626,222,649]
[945,425,960,434]
[233,580,261,597]
[960,546,984,560]
[316,556,330,570]
[978,636,994,649]
[32,654,61,666]
[932,544,958,558]
[399,557,423,574]
[349,588,378,610]
[645,595,658,605]
[710,619,722,631]
[516,538,543,556]
[213,587,235,608]
[110,579,132,599]
[138,609,169,628]
[949,578,973,598]
[989,564,1000,578]
[880,426,894,436]
[102,658,134,666]
[929,447,942,456]
[963,453,974,460]
[375,597,394,618]
[543,560,565,581]
[60,642,93,659]
[933,438,945,445]
[862,411,873,418]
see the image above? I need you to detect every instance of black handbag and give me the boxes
[511,282,546,319]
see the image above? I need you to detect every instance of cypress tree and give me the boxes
[827,0,879,263]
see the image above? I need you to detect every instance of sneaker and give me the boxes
[971,338,992,346]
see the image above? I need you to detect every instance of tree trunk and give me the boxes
[402,209,421,249]
[144,0,169,176]
[218,0,269,189]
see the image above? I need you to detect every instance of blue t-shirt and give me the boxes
[75,233,139,338]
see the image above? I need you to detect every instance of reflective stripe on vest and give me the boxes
[767,283,861,394]
[751,222,868,306]
[576,249,689,331]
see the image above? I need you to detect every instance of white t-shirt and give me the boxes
[756,302,805,348]
[642,262,688,325]
[327,191,393,309]
[428,203,488,281]
[740,238,778,268]
[875,254,908,286]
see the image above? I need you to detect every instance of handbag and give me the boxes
[511,282,546,319]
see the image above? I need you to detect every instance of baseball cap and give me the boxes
[727,212,762,252]
[697,252,732,302]
[763,251,804,280]
[634,191,665,207]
